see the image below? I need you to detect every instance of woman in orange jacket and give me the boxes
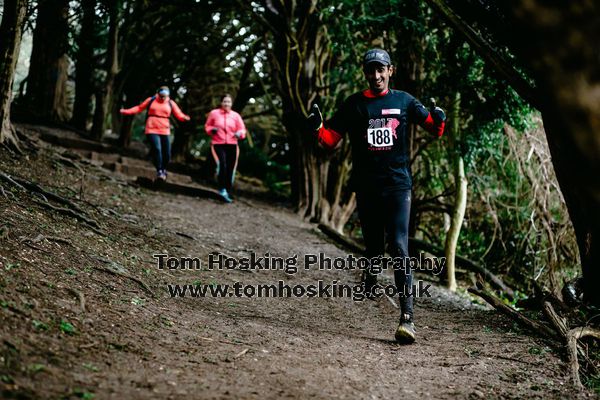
[204,94,246,202]
[120,86,190,181]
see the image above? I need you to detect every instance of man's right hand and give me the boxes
[307,104,323,132]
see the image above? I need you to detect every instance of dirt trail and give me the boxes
[0,134,585,399]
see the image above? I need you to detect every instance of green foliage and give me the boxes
[528,346,549,356]
[82,363,99,372]
[27,364,45,373]
[584,375,600,395]
[4,262,20,271]
[499,290,528,309]
[32,320,49,332]
[59,320,76,335]
[72,389,95,399]
[131,297,145,306]
[237,143,290,197]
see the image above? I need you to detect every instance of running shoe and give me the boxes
[395,313,416,344]
[156,170,167,181]
[219,189,233,203]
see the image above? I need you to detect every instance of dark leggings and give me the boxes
[147,134,171,172]
[356,189,413,317]
[212,144,239,192]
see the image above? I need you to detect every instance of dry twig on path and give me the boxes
[32,198,102,234]
[468,286,558,339]
[93,265,156,298]
[67,287,86,313]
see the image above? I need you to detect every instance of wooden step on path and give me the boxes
[19,123,264,203]
[79,149,224,201]
[18,123,148,158]
[105,161,193,185]
[71,150,194,185]
[134,177,223,201]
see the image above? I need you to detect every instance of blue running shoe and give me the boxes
[219,189,233,203]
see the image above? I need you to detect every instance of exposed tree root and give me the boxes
[92,265,156,298]
[55,153,85,174]
[468,286,558,339]
[469,281,600,393]
[45,236,74,246]
[0,184,12,199]
[317,223,515,298]
[411,236,515,299]
[32,198,101,234]
[0,170,101,233]
[10,175,85,213]
[0,171,26,190]
[1,138,23,156]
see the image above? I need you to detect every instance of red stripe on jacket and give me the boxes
[423,113,445,137]
[316,126,343,149]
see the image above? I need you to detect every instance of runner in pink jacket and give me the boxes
[204,94,247,203]
[120,86,190,181]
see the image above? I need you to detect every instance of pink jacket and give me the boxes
[121,96,189,135]
[204,108,246,145]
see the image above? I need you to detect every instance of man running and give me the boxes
[307,49,446,344]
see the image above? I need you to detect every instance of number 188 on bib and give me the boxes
[367,127,393,147]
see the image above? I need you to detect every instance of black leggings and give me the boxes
[211,144,239,192]
[356,189,413,317]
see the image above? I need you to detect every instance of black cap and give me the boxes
[363,49,391,66]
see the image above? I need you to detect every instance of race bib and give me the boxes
[367,127,394,147]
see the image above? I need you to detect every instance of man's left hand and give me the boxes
[432,106,446,125]
[429,98,446,125]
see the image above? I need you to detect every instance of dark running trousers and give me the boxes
[147,134,171,172]
[356,188,413,317]
[211,144,239,192]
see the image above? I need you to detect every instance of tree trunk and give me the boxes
[171,125,196,162]
[91,1,120,140]
[71,0,97,131]
[282,111,312,216]
[118,115,134,148]
[427,0,600,305]
[232,42,263,114]
[497,1,600,305]
[91,90,105,139]
[541,109,599,304]
[25,0,70,122]
[0,0,27,148]
[443,93,465,292]
[114,75,131,147]
[259,1,356,231]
